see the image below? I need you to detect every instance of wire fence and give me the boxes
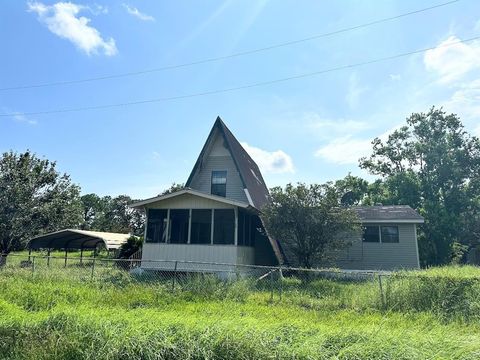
[2,253,480,319]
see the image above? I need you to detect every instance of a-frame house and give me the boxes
[132,117,282,269]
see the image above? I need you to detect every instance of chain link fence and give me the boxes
[2,253,480,320]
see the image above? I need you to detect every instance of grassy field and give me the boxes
[1,262,480,359]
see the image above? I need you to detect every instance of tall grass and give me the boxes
[1,264,480,359]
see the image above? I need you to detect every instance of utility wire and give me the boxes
[0,0,460,92]
[1,35,478,118]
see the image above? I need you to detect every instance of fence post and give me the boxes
[270,269,275,302]
[172,261,178,291]
[279,265,283,301]
[378,274,386,309]
[91,257,96,280]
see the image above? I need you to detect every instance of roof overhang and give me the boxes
[29,229,131,250]
[360,219,424,224]
[130,188,259,212]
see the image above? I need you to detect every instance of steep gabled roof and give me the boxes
[185,116,270,210]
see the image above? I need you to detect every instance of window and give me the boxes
[213,209,234,244]
[146,209,168,243]
[169,209,189,244]
[211,171,227,197]
[363,226,380,242]
[363,225,399,243]
[381,226,399,243]
[190,209,212,244]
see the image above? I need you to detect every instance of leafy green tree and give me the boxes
[0,151,82,253]
[81,195,145,236]
[360,108,480,265]
[262,183,360,268]
[160,182,185,195]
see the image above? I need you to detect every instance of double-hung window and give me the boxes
[211,171,227,197]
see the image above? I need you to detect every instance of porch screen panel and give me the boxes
[169,209,189,244]
[238,210,245,246]
[213,209,235,245]
[190,209,212,244]
[146,209,168,243]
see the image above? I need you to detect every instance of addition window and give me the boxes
[381,226,399,243]
[211,171,227,197]
[363,226,380,242]
[362,225,399,243]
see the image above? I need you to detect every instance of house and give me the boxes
[131,117,423,271]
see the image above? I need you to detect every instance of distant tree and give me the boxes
[160,182,185,195]
[80,195,145,236]
[80,193,108,230]
[360,107,480,265]
[0,151,82,253]
[262,183,360,268]
[334,174,369,206]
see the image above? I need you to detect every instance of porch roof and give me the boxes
[129,188,258,212]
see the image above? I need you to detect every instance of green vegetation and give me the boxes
[1,263,480,359]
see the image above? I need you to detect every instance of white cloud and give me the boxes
[314,127,399,165]
[122,4,155,21]
[241,142,294,174]
[424,35,480,84]
[442,78,480,120]
[2,108,37,125]
[308,117,369,134]
[314,136,372,165]
[345,73,368,109]
[28,2,117,56]
[389,74,401,81]
[474,125,480,137]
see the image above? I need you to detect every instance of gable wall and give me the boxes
[189,133,248,203]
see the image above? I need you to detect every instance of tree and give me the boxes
[0,151,83,253]
[262,183,360,268]
[360,107,480,265]
[117,236,143,259]
[80,194,145,236]
[160,182,185,195]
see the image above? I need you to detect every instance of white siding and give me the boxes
[141,243,255,271]
[334,223,420,270]
[145,193,236,209]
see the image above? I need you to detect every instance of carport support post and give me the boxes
[64,248,68,267]
[28,248,32,262]
[47,248,51,267]
[80,246,83,265]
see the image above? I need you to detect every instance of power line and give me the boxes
[1,35,478,118]
[0,0,460,92]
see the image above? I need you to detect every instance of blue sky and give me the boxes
[1,0,480,199]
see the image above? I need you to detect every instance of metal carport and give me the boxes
[28,229,131,263]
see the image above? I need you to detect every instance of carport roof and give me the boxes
[29,229,131,250]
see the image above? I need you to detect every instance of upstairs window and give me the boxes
[211,171,227,197]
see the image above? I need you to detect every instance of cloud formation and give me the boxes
[28,1,117,56]
[122,4,155,21]
[424,35,480,84]
[241,142,294,174]
[314,136,372,165]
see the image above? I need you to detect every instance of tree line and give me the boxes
[1,108,479,266]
